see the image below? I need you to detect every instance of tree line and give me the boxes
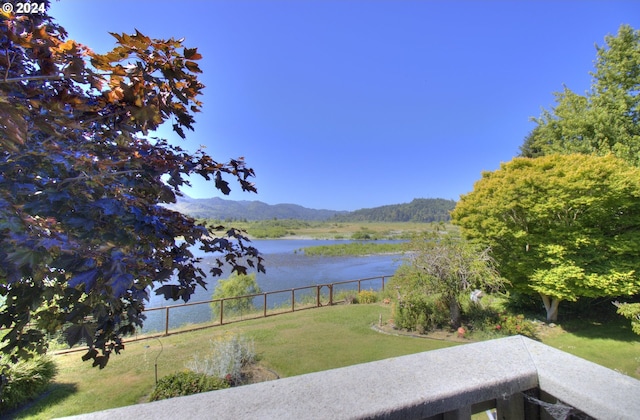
[171,196,455,223]
[332,198,456,223]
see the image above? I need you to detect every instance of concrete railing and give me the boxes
[60,336,640,419]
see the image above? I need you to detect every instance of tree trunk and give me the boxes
[449,299,462,328]
[540,294,561,322]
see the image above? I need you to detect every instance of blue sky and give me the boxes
[49,1,640,211]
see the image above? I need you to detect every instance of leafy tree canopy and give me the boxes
[613,301,640,336]
[451,154,640,321]
[0,5,263,367]
[210,273,262,319]
[520,25,640,166]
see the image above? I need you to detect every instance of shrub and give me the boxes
[149,371,229,401]
[186,334,256,385]
[356,290,378,304]
[459,294,537,339]
[494,314,537,338]
[393,293,449,332]
[461,298,501,333]
[0,355,58,412]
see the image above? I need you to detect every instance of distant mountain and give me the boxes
[166,196,456,223]
[331,198,456,223]
[165,196,347,221]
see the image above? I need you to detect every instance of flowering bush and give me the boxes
[494,314,537,338]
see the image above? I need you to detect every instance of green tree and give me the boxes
[521,25,640,166]
[397,233,504,328]
[613,301,640,336]
[211,273,262,319]
[451,154,640,321]
[0,6,263,367]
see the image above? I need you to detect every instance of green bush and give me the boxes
[0,355,58,412]
[459,295,537,339]
[461,299,501,332]
[356,290,378,304]
[149,371,229,401]
[393,293,449,332]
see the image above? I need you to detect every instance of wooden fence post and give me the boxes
[164,307,170,336]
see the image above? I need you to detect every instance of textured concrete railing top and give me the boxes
[59,336,640,420]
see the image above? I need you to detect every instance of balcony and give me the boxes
[59,335,640,419]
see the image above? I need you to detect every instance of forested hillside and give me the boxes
[166,196,455,222]
[166,196,347,221]
[332,198,456,222]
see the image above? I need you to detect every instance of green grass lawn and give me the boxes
[538,316,640,379]
[14,304,456,419]
[10,303,640,419]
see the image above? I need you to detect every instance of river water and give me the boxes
[141,239,405,333]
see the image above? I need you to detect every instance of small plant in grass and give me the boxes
[186,334,256,386]
[334,290,356,304]
[356,290,378,304]
[0,354,58,412]
[149,371,229,401]
[344,294,357,304]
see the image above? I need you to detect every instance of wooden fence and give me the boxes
[142,275,392,336]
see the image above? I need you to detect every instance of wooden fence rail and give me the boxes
[142,275,392,336]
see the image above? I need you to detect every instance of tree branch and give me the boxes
[1,74,68,84]
[58,170,142,186]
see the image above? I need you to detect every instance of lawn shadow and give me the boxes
[559,316,640,343]
[2,382,78,420]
